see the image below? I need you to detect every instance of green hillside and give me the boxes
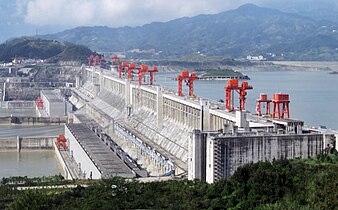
[0,37,92,63]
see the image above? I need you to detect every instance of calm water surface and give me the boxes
[0,125,64,178]
[0,151,61,179]
[156,70,338,130]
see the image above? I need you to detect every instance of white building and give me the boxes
[40,90,72,117]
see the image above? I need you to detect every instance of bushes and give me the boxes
[1,174,66,187]
[2,153,338,209]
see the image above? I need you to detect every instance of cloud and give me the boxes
[16,0,29,16]
[19,0,266,27]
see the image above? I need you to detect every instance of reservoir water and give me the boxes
[0,125,64,178]
[156,70,338,130]
[0,151,61,179]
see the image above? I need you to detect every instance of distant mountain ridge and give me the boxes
[41,4,338,60]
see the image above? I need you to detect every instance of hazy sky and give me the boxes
[16,0,267,27]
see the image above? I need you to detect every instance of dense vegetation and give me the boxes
[196,68,248,79]
[1,153,337,209]
[0,37,92,63]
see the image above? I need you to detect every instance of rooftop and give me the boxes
[67,123,135,178]
[41,90,63,103]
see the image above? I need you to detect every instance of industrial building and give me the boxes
[188,126,323,183]
[40,90,72,117]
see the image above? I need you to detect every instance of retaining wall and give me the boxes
[0,136,56,152]
[0,116,69,125]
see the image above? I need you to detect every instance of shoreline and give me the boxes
[157,61,338,73]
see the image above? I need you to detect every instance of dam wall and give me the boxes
[0,101,35,109]
[74,67,322,174]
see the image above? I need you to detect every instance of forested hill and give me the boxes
[0,37,92,63]
[41,3,338,60]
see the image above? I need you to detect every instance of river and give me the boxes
[156,70,338,130]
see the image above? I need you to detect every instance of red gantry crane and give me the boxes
[36,97,44,109]
[224,79,253,112]
[99,55,105,68]
[177,71,198,97]
[135,64,148,86]
[93,55,100,66]
[147,66,158,85]
[111,54,120,65]
[118,62,129,78]
[128,63,136,80]
[272,93,290,119]
[88,55,95,66]
[256,93,272,116]
[56,134,67,151]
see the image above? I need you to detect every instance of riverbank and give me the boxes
[230,61,338,72]
[156,61,338,73]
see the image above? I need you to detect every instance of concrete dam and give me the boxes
[67,65,330,182]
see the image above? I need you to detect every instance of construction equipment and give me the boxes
[99,55,105,68]
[224,79,253,112]
[93,55,100,66]
[111,54,121,65]
[147,66,158,85]
[256,94,272,116]
[36,97,44,109]
[135,64,149,86]
[56,134,67,150]
[128,63,136,80]
[88,55,95,66]
[119,62,129,78]
[272,94,290,119]
[177,71,198,97]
